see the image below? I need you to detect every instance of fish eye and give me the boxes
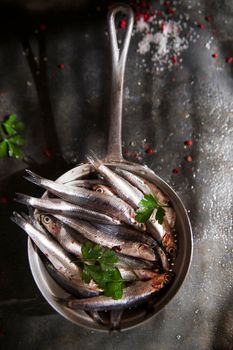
[95,187,104,193]
[43,216,51,224]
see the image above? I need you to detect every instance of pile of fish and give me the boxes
[12,156,177,330]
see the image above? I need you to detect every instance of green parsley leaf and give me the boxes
[135,207,154,222]
[2,114,17,135]
[81,242,123,299]
[135,194,168,225]
[156,206,166,225]
[104,281,123,300]
[81,241,104,260]
[0,141,7,158]
[0,114,25,159]
[100,250,118,270]
[138,194,159,209]
[7,141,23,159]
[8,135,25,146]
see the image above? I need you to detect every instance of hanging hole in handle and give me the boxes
[108,4,134,66]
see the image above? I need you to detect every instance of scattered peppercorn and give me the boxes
[184,139,193,146]
[204,15,211,22]
[146,148,154,155]
[58,63,65,70]
[185,155,193,162]
[119,19,127,29]
[198,23,205,30]
[171,55,177,64]
[212,53,219,59]
[225,56,233,64]
[172,167,181,174]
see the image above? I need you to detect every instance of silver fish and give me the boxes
[93,223,157,247]
[94,223,170,271]
[15,193,121,225]
[11,212,101,297]
[56,272,172,311]
[87,159,176,257]
[53,215,156,261]
[115,253,154,270]
[41,214,157,281]
[114,168,176,227]
[24,170,145,231]
[39,214,84,258]
[88,156,144,208]
[67,179,106,189]
[118,267,160,281]
[92,184,115,196]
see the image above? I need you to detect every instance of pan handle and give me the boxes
[105,3,134,162]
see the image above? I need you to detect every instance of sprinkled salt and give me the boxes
[133,2,203,72]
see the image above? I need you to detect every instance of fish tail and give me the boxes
[87,152,102,169]
[14,192,32,206]
[53,295,70,306]
[24,169,44,187]
[11,211,27,230]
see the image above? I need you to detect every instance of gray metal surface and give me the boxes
[0,0,233,349]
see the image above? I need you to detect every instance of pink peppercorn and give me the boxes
[198,23,205,30]
[172,167,181,174]
[226,56,233,64]
[167,7,176,14]
[212,53,219,59]
[146,148,154,155]
[185,155,193,162]
[119,19,127,29]
[205,15,211,22]
[58,63,65,70]
[171,55,177,64]
[184,139,193,146]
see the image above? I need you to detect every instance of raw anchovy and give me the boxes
[53,215,156,261]
[93,223,156,247]
[15,193,121,225]
[115,168,176,226]
[88,156,144,208]
[39,214,84,258]
[146,215,177,258]
[40,214,158,273]
[94,224,170,271]
[11,212,101,297]
[92,184,115,196]
[24,170,146,231]
[67,179,106,189]
[56,272,172,311]
[118,267,160,281]
[115,253,155,270]
[87,159,176,257]
[58,163,94,184]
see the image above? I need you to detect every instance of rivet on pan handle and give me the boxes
[106,3,134,162]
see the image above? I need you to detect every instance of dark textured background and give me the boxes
[0,0,233,349]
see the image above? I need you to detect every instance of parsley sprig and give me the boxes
[0,114,25,159]
[81,242,123,300]
[135,194,168,224]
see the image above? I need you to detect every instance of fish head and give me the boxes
[162,232,177,258]
[92,184,114,196]
[151,272,172,290]
[39,214,61,235]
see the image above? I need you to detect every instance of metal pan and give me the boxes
[28,3,193,331]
